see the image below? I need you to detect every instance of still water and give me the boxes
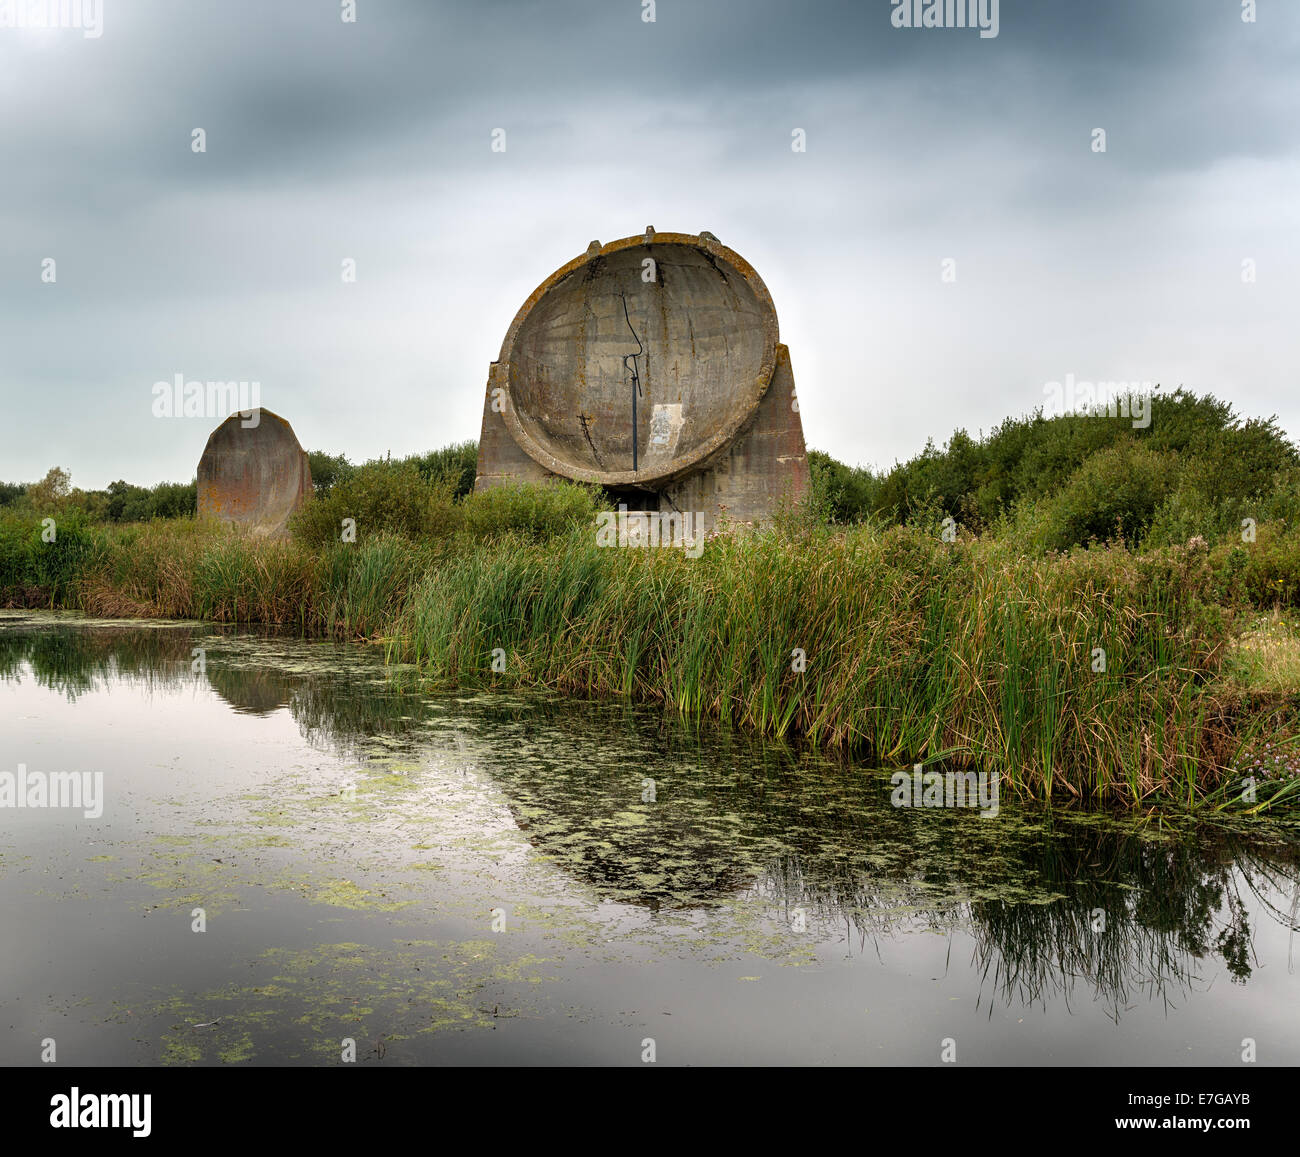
[2,611,1298,1066]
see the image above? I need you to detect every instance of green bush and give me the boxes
[146,481,196,520]
[868,388,1298,542]
[1009,440,1180,553]
[0,509,107,603]
[102,479,196,522]
[806,450,880,525]
[1144,490,1248,550]
[290,459,460,546]
[305,451,354,497]
[0,513,32,592]
[1234,524,1300,609]
[407,441,479,501]
[24,515,98,603]
[460,481,601,542]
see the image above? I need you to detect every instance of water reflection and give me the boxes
[2,612,1297,1021]
[208,666,295,716]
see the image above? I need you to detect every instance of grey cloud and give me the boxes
[0,0,1295,489]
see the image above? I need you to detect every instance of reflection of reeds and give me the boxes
[744,821,1299,1017]
[76,524,432,639]
[3,618,1299,1018]
[968,864,1215,1017]
[438,694,1300,1013]
[0,621,198,699]
[289,673,431,754]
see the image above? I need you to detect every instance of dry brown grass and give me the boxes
[1226,611,1300,695]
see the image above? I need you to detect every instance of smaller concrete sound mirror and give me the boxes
[197,409,312,539]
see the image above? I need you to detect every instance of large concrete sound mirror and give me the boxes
[475,229,810,531]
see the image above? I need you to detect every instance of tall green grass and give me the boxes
[0,506,1290,808]
[386,524,1240,806]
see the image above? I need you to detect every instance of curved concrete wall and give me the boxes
[196,409,312,539]
[501,233,777,486]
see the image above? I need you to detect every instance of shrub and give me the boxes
[306,451,354,496]
[290,458,460,546]
[806,450,880,524]
[103,479,197,522]
[868,387,1297,535]
[0,513,32,594]
[1009,440,1180,553]
[1233,524,1300,609]
[407,441,479,501]
[24,516,98,603]
[146,481,197,520]
[459,480,601,542]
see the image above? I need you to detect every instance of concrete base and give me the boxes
[475,344,810,535]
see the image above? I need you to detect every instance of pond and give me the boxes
[2,610,1298,1066]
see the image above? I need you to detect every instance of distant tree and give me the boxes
[806,450,880,524]
[306,451,354,496]
[101,478,194,521]
[24,467,72,510]
[105,480,137,521]
[147,480,197,519]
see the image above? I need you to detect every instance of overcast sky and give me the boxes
[1,0,1296,490]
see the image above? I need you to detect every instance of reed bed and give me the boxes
[3,515,1287,807]
[388,525,1243,806]
[74,523,432,637]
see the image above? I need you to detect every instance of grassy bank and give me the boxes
[388,524,1300,809]
[2,509,1298,812]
